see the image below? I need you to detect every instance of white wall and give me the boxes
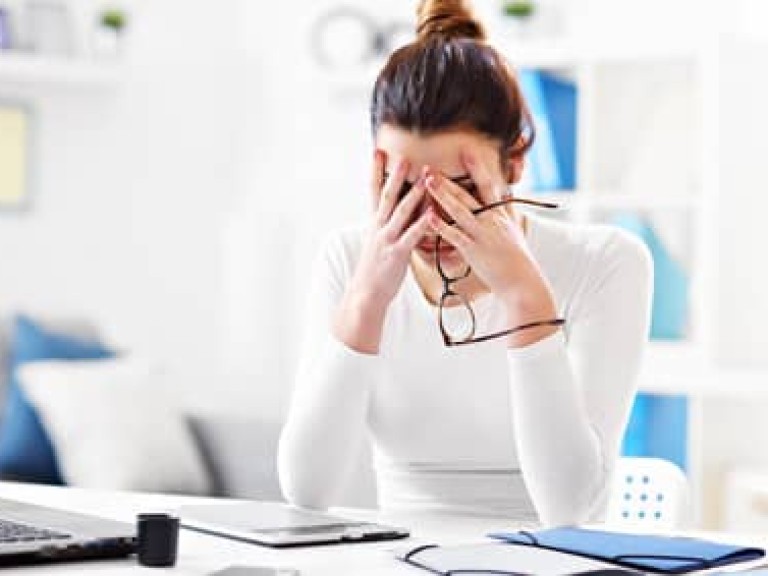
[0,0,243,395]
[715,36,768,366]
[3,0,768,420]
[218,0,415,417]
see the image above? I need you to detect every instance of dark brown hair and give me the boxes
[370,0,535,168]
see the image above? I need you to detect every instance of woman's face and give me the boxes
[375,124,511,267]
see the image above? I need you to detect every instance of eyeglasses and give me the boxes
[436,195,565,346]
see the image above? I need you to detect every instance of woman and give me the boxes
[278,0,652,526]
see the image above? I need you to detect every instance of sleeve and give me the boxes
[506,230,653,527]
[277,230,385,510]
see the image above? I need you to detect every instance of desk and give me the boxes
[0,481,515,575]
[1,482,766,575]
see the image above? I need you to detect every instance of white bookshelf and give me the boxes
[500,23,725,528]
[0,53,120,87]
[507,41,713,365]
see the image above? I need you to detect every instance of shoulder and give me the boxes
[530,215,652,295]
[313,222,367,280]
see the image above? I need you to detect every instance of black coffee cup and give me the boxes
[137,513,179,567]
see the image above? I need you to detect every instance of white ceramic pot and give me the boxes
[91,26,121,58]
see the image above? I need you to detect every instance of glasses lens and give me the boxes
[439,294,475,342]
[436,242,470,281]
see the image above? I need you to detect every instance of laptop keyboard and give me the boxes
[0,519,71,543]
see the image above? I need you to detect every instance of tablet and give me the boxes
[178,501,409,548]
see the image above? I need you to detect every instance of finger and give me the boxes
[425,172,481,237]
[375,159,410,227]
[370,149,385,212]
[460,150,501,206]
[383,176,426,239]
[427,211,473,256]
[435,170,482,212]
[398,207,433,252]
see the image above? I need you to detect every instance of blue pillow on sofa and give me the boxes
[0,314,113,484]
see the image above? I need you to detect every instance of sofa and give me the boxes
[0,314,377,508]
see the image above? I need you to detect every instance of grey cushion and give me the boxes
[186,411,378,507]
[187,412,283,500]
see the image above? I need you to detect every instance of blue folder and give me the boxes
[517,69,578,192]
[488,527,765,574]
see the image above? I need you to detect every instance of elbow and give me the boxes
[532,458,609,528]
[537,500,592,528]
[277,427,333,511]
[536,497,594,528]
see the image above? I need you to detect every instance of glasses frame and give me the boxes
[435,195,565,346]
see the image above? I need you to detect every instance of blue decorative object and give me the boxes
[622,392,688,472]
[0,8,11,50]
[611,213,689,340]
[621,392,650,456]
[518,69,577,191]
[538,71,577,190]
[0,315,113,484]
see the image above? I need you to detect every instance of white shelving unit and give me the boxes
[0,53,120,87]
[496,30,724,527]
[503,40,713,367]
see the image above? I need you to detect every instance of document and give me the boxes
[397,542,638,575]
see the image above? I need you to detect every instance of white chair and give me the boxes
[606,457,690,530]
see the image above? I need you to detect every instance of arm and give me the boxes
[277,232,384,510]
[279,153,433,509]
[507,231,653,526]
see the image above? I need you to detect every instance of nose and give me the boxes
[412,194,451,224]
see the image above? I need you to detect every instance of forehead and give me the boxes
[375,125,498,176]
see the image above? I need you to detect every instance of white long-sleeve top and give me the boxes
[278,214,652,526]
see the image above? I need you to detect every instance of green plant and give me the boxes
[503,0,535,19]
[100,8,127,32]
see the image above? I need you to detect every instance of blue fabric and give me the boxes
[611,213,689,340]
[622,393,689,472]
[0,315,113,484]
[489,527,765,574]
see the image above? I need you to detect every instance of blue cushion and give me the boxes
[0,315,113,484]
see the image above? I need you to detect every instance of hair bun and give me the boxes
[416,0,486,42]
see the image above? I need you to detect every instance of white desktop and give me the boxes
[0,481,765,575]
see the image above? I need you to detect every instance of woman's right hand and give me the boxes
[332,151,433,354]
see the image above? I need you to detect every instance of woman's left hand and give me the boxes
[425,151,557,322]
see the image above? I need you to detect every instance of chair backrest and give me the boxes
[606,457,689,530]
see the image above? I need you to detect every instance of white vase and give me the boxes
[91,27,120,59]
[503,16,537,42]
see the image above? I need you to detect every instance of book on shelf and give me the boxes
[518,68,577,192]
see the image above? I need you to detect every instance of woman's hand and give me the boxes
[425,151,559,346]
[333,151,433,354]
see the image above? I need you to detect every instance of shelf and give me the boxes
[518,191,699,213]
[0,53,120,87]
[637,341,768,397]
[497,38,700,68]
[315,39,702,95]
[638,368,768,398]
[585,193,699,212]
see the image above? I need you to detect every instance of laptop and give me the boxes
[0,497,136,566]
[179,501,409,548]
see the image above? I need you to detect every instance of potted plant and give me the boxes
[501,0,537,38]
[93,7,127,58]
